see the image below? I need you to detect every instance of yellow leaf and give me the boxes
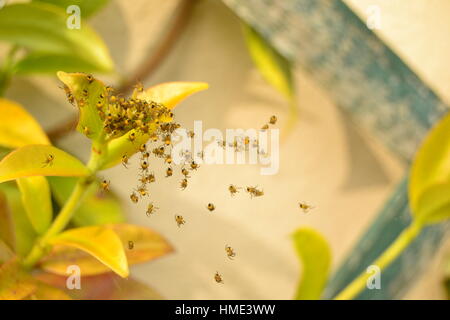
[0,98,50,149]
[292,228,331,300]
[0,258,36,300]
[47,226,129,278]
[0,144,90,183]
[40,224,172,276]
[409,112,450,225]
[29,282,72,300]
[136,82,209,109]
[16,176,52,235]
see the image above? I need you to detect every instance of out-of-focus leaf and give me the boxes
[0,183,37,257]
[136,82,209,109]
[57,71,107,141]
[33,0,109,18]
[242,23,294,99]
[0,144,90,183]
[36,272,163,300]
[101,82,208,170]
[0,3,114,72]
[0,259,36,300]
[48,176,124,227]
[29,282,72,300]
[14,53,106,75]
[0,240,14,264]
[0,98,50,149]
[0,190,14,249]
[41,224,172,276]
[292,228,331,300]
[16,176,52,235]
[47,225,129,278]
[409,112,450,225]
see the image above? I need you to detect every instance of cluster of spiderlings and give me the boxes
[98,87,174,140]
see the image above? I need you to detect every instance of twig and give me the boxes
[47,0,197,141]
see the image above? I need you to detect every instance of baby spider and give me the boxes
[128,241,134,250]
[42,154,55,167]
[121,154,129,168]
[140,160,149,172]
[100,179,110,192]
[207,203,215,212]
[135,185,148,198]
[130,192,139,203]
[128,132,136,143]
[181,168,191,178]
[214,272,224,284]
[180,178,188,190]
[261,123,269,131]
[228,184,241,196]
[146,203,159,216]
[175,215,185,227]
[139,144,147,153]
[269,115,277,125]
[166,167,173,177]
[165,155,173,165]
[190,161,200,170]
[246,186,264,198]
[86,74,94,83]
[225,245,236,260]
[298,202,314,213]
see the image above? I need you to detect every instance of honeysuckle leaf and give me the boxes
[14,53,106,75]
[57,71,107,141]
[409,112,450,225]
[242,23,294,99]
[29,282,72,300]
[40,223,172,276]
[0,145,90,183]
[292,228,331,300]
[48,176,124,227]
[0,259,36,300]
[135,82,209,109]
[16,176,52,235]
[0,190,14,250]
[47,225,129,278]
[35,272,163,300]
[0,98,50,149]
[0,183,37,257]
[0,2,114,73]
[33,0,109,18]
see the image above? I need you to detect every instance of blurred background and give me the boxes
[2,0,450,299]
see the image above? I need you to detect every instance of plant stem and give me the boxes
[334,221,423,300]
[22,140,106,269]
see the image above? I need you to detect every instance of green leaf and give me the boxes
[0,98,50,149]
[0,2,113,73]
[57,71,107,141]
[33,0,109,18]
[292,227,331,300]
[48,176,124,227]
[14,53,107,75]
[100,81,209,170]
[0,183,37,257]
[0,144,90,183]
[0,259,37,300]
[409,112,450,225]
[48,225,129,278]
[16,176,52,235]
[41,223,173,276]
[242,23,294,99]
